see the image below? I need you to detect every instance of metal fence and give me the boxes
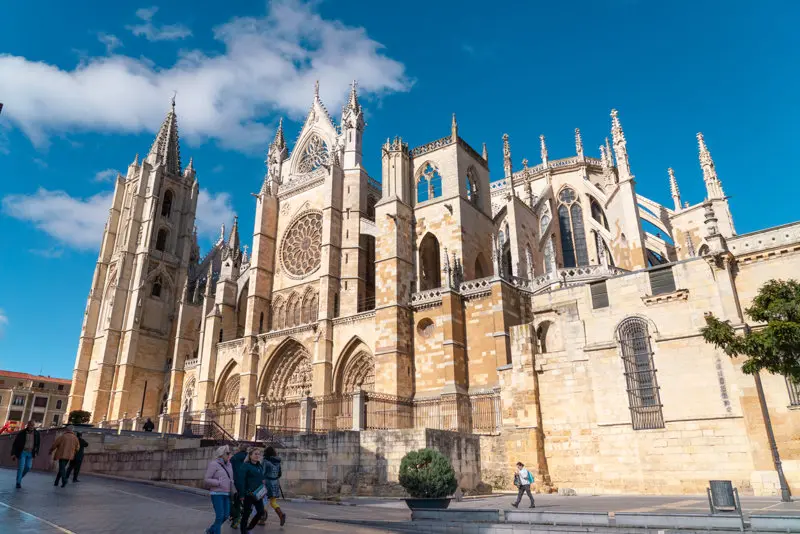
[312,393,353,432]
[412,392,500,434]
[365,392,413,430]
[261,400,302,432]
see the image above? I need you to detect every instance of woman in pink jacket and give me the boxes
[204,445,234,534]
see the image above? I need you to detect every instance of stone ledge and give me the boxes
[642,289,689,306]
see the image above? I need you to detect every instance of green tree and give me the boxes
[701,279,800,382]
[399,448,458,499]
[67,410,91,425]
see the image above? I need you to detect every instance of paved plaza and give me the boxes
[2,467,799,533]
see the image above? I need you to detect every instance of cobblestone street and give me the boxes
[0,468,407,533]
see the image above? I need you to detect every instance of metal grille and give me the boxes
[262,400,302,432]
[365,392,413,430]
[313,393,353,431]
[649,267,676,295]
[618,317,665,430]
[787,376,800,406]
[590,281,609,309]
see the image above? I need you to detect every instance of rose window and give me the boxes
[281,211,323,277]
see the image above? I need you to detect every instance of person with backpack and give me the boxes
[259,446,286,526]
[511,461,535,508]
[235,447,266,533]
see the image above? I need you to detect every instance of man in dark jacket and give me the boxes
[142,418,155,432]
[65,432,89,482]
[229,444,249,529]
[11,421,40,489]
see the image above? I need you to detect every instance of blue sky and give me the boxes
[0,1,798,378]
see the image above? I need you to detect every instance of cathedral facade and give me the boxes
[68,84,800,496]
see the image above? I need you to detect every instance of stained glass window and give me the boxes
[557,187,589,268]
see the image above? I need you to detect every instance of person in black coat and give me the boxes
[11,421,40,489]
[65,432,89,482]
[142,418,155,432]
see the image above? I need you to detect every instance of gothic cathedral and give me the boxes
[68,83,800,496]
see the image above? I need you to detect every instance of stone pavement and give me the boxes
[0,468,409,533]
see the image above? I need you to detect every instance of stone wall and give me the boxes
[71,428,483,498]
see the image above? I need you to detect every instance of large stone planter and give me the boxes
[404,498,451,510]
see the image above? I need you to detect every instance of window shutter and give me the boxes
[590,281,609,309]
[649,267,676,295]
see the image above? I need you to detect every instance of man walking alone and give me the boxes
[11,421,40,489]
[511,461,535,509]
[49,425,80,488]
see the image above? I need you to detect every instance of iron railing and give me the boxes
[261,400,302,432]
[364,392,413,430]
[312,393,353,432]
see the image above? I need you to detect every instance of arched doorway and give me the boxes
[419,233,441,291]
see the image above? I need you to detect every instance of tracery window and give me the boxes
[590,198,608,229]
[416,163,442,203]
[465,167,479,205]
[281,211,323,278]
[297,134,330,174]
[617,317,664,430]
[271,297,285,331]
[302,289,319,324]
[557,188,589,268]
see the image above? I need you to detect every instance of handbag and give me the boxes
[513,473,521,487]
[251,484,267,500]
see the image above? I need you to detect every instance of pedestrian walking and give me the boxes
[65,432,89,482]
[260,446,286,526]
[49,425,80,488]
[511,461,535,509]
[204,445,234,534]
[229,444,248,529]
[235,447,266,533]
[142,418,155,432]
[11,421,40,489]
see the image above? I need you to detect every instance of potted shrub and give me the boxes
[399,448,458,510]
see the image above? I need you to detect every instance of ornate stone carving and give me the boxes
[342,350,375,393]
[297,134,330,174]
[221,374,240,405]
[280,211,323,278]
[265,343,312,400]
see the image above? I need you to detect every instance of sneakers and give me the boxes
[530,504,536,508]
[279,512,286,526]
[15,483,21,489]
[510,502,518,508]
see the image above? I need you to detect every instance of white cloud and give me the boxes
[0,0,410,151]
[30,247,64,258]
[196,189,235,239]
[33,157,48,169]
[2,187,234,251]
[1,188,112,250]
[127,6,192,42]
[0,308,7,338]
[94,168,121,182]
[98,33,123,54]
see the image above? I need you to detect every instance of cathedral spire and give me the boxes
[451,113,458,142]
[271,118,286,151]
[575,128,584,158]
[228,215,240,253]
[481,142,488,162]
[610,109,632,181]
[148,96,182,175]
[697,133,725,199]
[345,80,361,115]
[502,134,516,197]
[131,153,139,167]
[668,167,682,211]
[539,135,548,166]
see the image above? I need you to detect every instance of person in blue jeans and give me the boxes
[204,445,234,534]
[11,421,40,489]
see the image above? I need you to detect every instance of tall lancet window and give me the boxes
[465,167,479,206]
[416,163,442,203]
[557,188,589,268]
[297,134,330,174]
